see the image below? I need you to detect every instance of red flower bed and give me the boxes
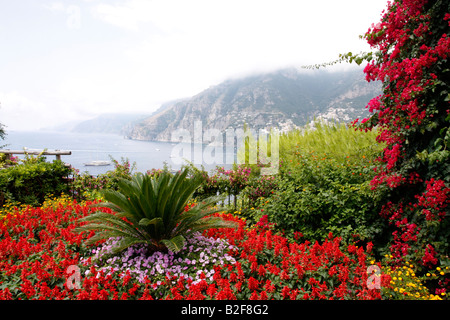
[0,201,389,300]
[197,214,389,300]
[0,200,101,300]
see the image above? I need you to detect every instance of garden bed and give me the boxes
[0,196,446,300]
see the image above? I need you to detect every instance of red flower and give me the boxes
[422,244,438,267]
[281,286,290,299]
[257,265,266,277]
[260,290,268,300]
[206,284,217,298]
[247,277,259,291]
[280,270,290,280]
[264,280,275,293]
[249,291,259,300]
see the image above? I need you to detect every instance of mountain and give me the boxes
[126,67,381,141]
[71,113,150,135]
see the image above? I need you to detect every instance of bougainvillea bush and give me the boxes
[349,0,450,282]
[0,196,406,300]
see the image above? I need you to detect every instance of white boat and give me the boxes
[84,160,111,166]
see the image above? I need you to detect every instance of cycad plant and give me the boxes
[76,168,237,254]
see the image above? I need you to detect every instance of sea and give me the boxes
[2,131,235,176]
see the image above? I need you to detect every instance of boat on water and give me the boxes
[84,160,111,166]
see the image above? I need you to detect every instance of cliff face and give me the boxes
[126,67,381,142]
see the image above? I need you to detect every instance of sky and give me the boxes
[0,0,389,131]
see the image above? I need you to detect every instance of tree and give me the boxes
[0,123,5,150]
[0,102,6,149]
[0,102,6,145]
[0,124,5,141]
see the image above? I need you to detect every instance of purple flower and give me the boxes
[83,231,236,286]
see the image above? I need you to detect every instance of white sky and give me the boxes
[0,0,389,131]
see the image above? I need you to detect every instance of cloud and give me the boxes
[43,2,65,13]
[91,0,154,31]
[2,0,390,131]
[118,0,381,92]
[0,92,49,131]
[43,1,81,29]
[93,0,386,74]
[0,91,86,131]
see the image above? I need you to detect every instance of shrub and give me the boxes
[280,121,383,162]
[241,123,389,254]
[262,150,388,251]
[0,155,71,206]
[346,0,450,285]
[381,255,449,300]
[71,157,136,202]
[242,175,277,210]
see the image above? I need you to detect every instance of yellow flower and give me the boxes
[436,267,441,271]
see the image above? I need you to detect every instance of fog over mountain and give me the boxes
[125,67,381,141]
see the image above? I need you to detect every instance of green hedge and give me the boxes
[0,157,71,206]
[238,123,391,257]
[262,153,389,249]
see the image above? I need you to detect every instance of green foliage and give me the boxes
[243,174,277,205]
[0,154,18,168]
[0,121,5,149]
[71,157,136,201]
[347,0,450,276]
[76,168,238,254]
[0,155,72,206]
[242,123,389,254]
[302,0,450,295]
[280,121,383,163]
[264,153,387,247]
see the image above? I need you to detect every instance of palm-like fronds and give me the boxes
[75,168,237,254]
